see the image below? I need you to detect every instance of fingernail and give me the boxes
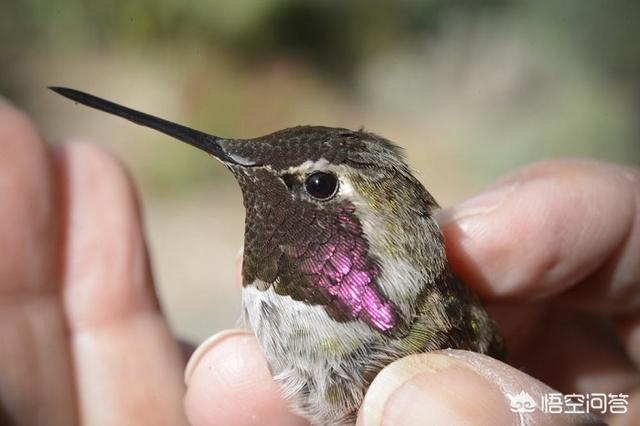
[437,184,516,226]
[184,329,251,385]
[359,353,512,426]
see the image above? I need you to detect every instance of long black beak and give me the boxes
[49,87,239,164]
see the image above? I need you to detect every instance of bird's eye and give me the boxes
[304,172,338,200]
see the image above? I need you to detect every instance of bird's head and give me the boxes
[52,88,447,334]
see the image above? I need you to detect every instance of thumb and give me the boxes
[357,350,603,426]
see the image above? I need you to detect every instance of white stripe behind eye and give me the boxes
[284,158,330,175]
[338,178,355,198]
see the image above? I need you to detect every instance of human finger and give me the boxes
[0,102,76,425]
[184,330,308,426]
[357,350,605,425]
[438,158,640,312]
[57,142,187,425]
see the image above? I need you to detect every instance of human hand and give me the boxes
[184,159,639,425]
[0,102,193,425]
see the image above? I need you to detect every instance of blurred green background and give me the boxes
[3,0,639,341]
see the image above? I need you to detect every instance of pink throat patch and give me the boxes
[296,204,397,332]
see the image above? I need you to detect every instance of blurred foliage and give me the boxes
[1,0,638,185]
[2,0,512,94]
[3,1,640,87]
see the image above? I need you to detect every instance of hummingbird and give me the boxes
[51,87,505,425]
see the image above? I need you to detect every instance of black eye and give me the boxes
[304,172,338,200]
